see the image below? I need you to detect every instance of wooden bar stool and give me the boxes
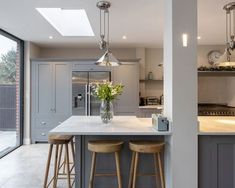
[88,140,124,188]
[44,135,75,188]
[128,141,165,188]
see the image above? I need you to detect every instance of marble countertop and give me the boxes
[139,105,163,109]
[50,116,171,136]
[199,116,235,135]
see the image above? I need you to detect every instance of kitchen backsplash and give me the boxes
[198,77,235,107]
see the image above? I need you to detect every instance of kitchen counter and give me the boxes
[50,116,171,135]
[199,116,235,135]
[139,105,163,109]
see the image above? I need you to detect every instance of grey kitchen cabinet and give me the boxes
[31,61,72,143]
[199,136,235,188]
[113,62,139,115]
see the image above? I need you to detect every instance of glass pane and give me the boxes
[0,33,21,157]
[89,72,110,116]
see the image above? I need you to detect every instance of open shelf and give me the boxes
[198,71,235,77]
[139,79,163,82]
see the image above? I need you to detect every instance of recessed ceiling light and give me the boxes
[197,36,201,40]
[182,33,188,47]
[122,35,127,40]
[49,36,53,39]
[36,8,94,37]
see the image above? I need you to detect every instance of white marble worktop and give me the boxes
[50,116,171,136]
[139,105,163,109]
[199,116,235,135]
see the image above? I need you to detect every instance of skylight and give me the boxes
[36,8,94,37]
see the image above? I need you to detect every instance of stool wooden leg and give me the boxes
[53,144,59,188]
[65,143,72,188]
[71,139,76,164]
[157,153,165,188]
[132,152,139,188]
[128,152,135,188]
[57,144,63,175]
[89,152,97,188]
[115,152,122,188]
[62,152,66,174]
[44,144,53,188]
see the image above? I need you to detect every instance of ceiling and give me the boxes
[0,0,232,48]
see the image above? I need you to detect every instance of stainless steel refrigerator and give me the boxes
[72,71,111,116]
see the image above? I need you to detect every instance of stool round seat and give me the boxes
[129,140,165,153]
[88,140,124,153]
[128,140,165,188]
[48,134,73,144]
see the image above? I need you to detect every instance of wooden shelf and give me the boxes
[198,71,235,77]
[139,79,163,82]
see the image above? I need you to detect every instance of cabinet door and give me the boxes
[199,136,235,188]
[32,62,53,115]
[53,62,71,116]
[113,63,139,115]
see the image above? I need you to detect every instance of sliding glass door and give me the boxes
[0,30,23,158]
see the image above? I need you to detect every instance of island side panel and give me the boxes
[75,136,82,188]
[75,135,164,188]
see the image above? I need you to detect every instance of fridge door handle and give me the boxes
[85,84,88,116]
[88,84,91,116]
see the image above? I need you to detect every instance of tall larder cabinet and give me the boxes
[31,61,71,143]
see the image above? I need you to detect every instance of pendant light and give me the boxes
[96,1,121,66]
[216,2,235,66]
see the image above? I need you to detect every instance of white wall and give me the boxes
[164,0,198,187]
[145,48,164,97]
[24,42,40,144]
[197,45,235,106]
[141,45,235,106]
[39,47,136,59]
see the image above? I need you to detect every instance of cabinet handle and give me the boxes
[41,133,46,136]
[50,108,56,113]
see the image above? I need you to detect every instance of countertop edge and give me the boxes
[49,131,172,136]
[198,131,235,135]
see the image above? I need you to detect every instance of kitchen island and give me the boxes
[50,116,171,188]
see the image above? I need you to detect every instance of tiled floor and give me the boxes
[0,144,70,188]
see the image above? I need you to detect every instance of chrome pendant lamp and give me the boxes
[96,1,121,66]
[216,2,235,66]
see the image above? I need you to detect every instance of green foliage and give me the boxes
[92,81,124,102]
[0,49,17,84]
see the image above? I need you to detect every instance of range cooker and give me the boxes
[198,103,235,116]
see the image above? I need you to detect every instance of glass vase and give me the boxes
[100,100,114,124]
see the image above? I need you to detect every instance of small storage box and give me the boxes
[152,114,169,131]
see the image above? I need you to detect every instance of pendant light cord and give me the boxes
[99,9,102,38]
[108,10,110,50]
